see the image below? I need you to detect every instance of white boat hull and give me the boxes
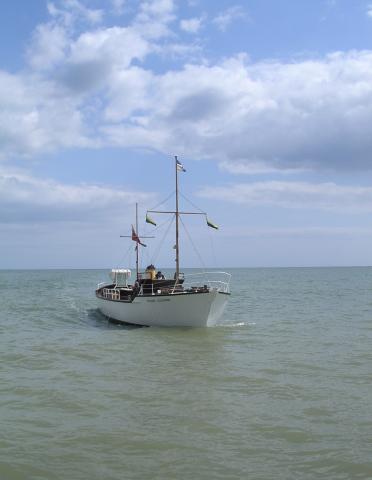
[97,289,229,327]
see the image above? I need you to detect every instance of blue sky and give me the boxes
[2,0,372,269]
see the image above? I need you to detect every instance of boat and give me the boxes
[95,156,231,327]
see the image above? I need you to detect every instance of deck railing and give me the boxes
[97,271,232,298]
[181,271,231,294]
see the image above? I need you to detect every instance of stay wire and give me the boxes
[141,208,173,264]
[150,215,176,266]
[179,191,218,267]
[143,193,177,258]
[148,190,176,211]
[145,215,175,234]
[179,192,206,215]
[143,214,176,264]
[179,216,207,271]
[116,242,135,270]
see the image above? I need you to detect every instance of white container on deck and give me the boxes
[109,269,131,287]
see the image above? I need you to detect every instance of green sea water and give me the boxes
[1,267,372,480]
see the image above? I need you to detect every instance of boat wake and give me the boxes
[222,321,256,327]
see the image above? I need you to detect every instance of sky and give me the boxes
[2,0,372,269]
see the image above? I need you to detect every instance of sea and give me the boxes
[1,267,372,480]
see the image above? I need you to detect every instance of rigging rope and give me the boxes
[150,215,175,266]
[141,188,216,271]
[179,191,219,267]
[148,190,175,211]
[115,242,135,270]
[145,215,175,234]
[142,214,176,267]
[142,191,176,267]
[179,216,207,271]
[179,192,206,215]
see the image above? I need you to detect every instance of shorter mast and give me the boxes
[135,202,139,280]
[120,203,154,281]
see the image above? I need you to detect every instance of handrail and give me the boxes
[181,271,231,293]
[97,272,232,296]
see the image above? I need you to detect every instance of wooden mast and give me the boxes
[175,155,180,280]
[135,202,139,281]
[146,156,208,280]
[120,204,154,281]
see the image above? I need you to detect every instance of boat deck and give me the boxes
[96,282,210,302]
[96,271,231,303]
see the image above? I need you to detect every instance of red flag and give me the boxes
[131,225,146,247]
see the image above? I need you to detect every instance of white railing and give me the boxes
[181,271,231,294]
[102,288,120,300]
[97,272,231,297]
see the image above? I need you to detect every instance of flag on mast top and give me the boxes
[176,157,186,172]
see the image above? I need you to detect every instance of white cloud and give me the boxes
[216,226,372,238]
[0,70,91,158]
[139,0,174,18]
[198,181,372,213]
[0,167,155,224]
[50,0,104,25]
[28,1,104,70]
[367,4,372,18]
[180,17,203,34]
[70,0,103,24]
[129,2,177,44]
[136,0,176,34]
[104,67,154,121]
[218,161,305,175]
[212,6,246,32]
[27,23,69,70]
[3,1,372,178]
[98,51,372,173]
[111,0,126,15]
[67,26,149,71]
